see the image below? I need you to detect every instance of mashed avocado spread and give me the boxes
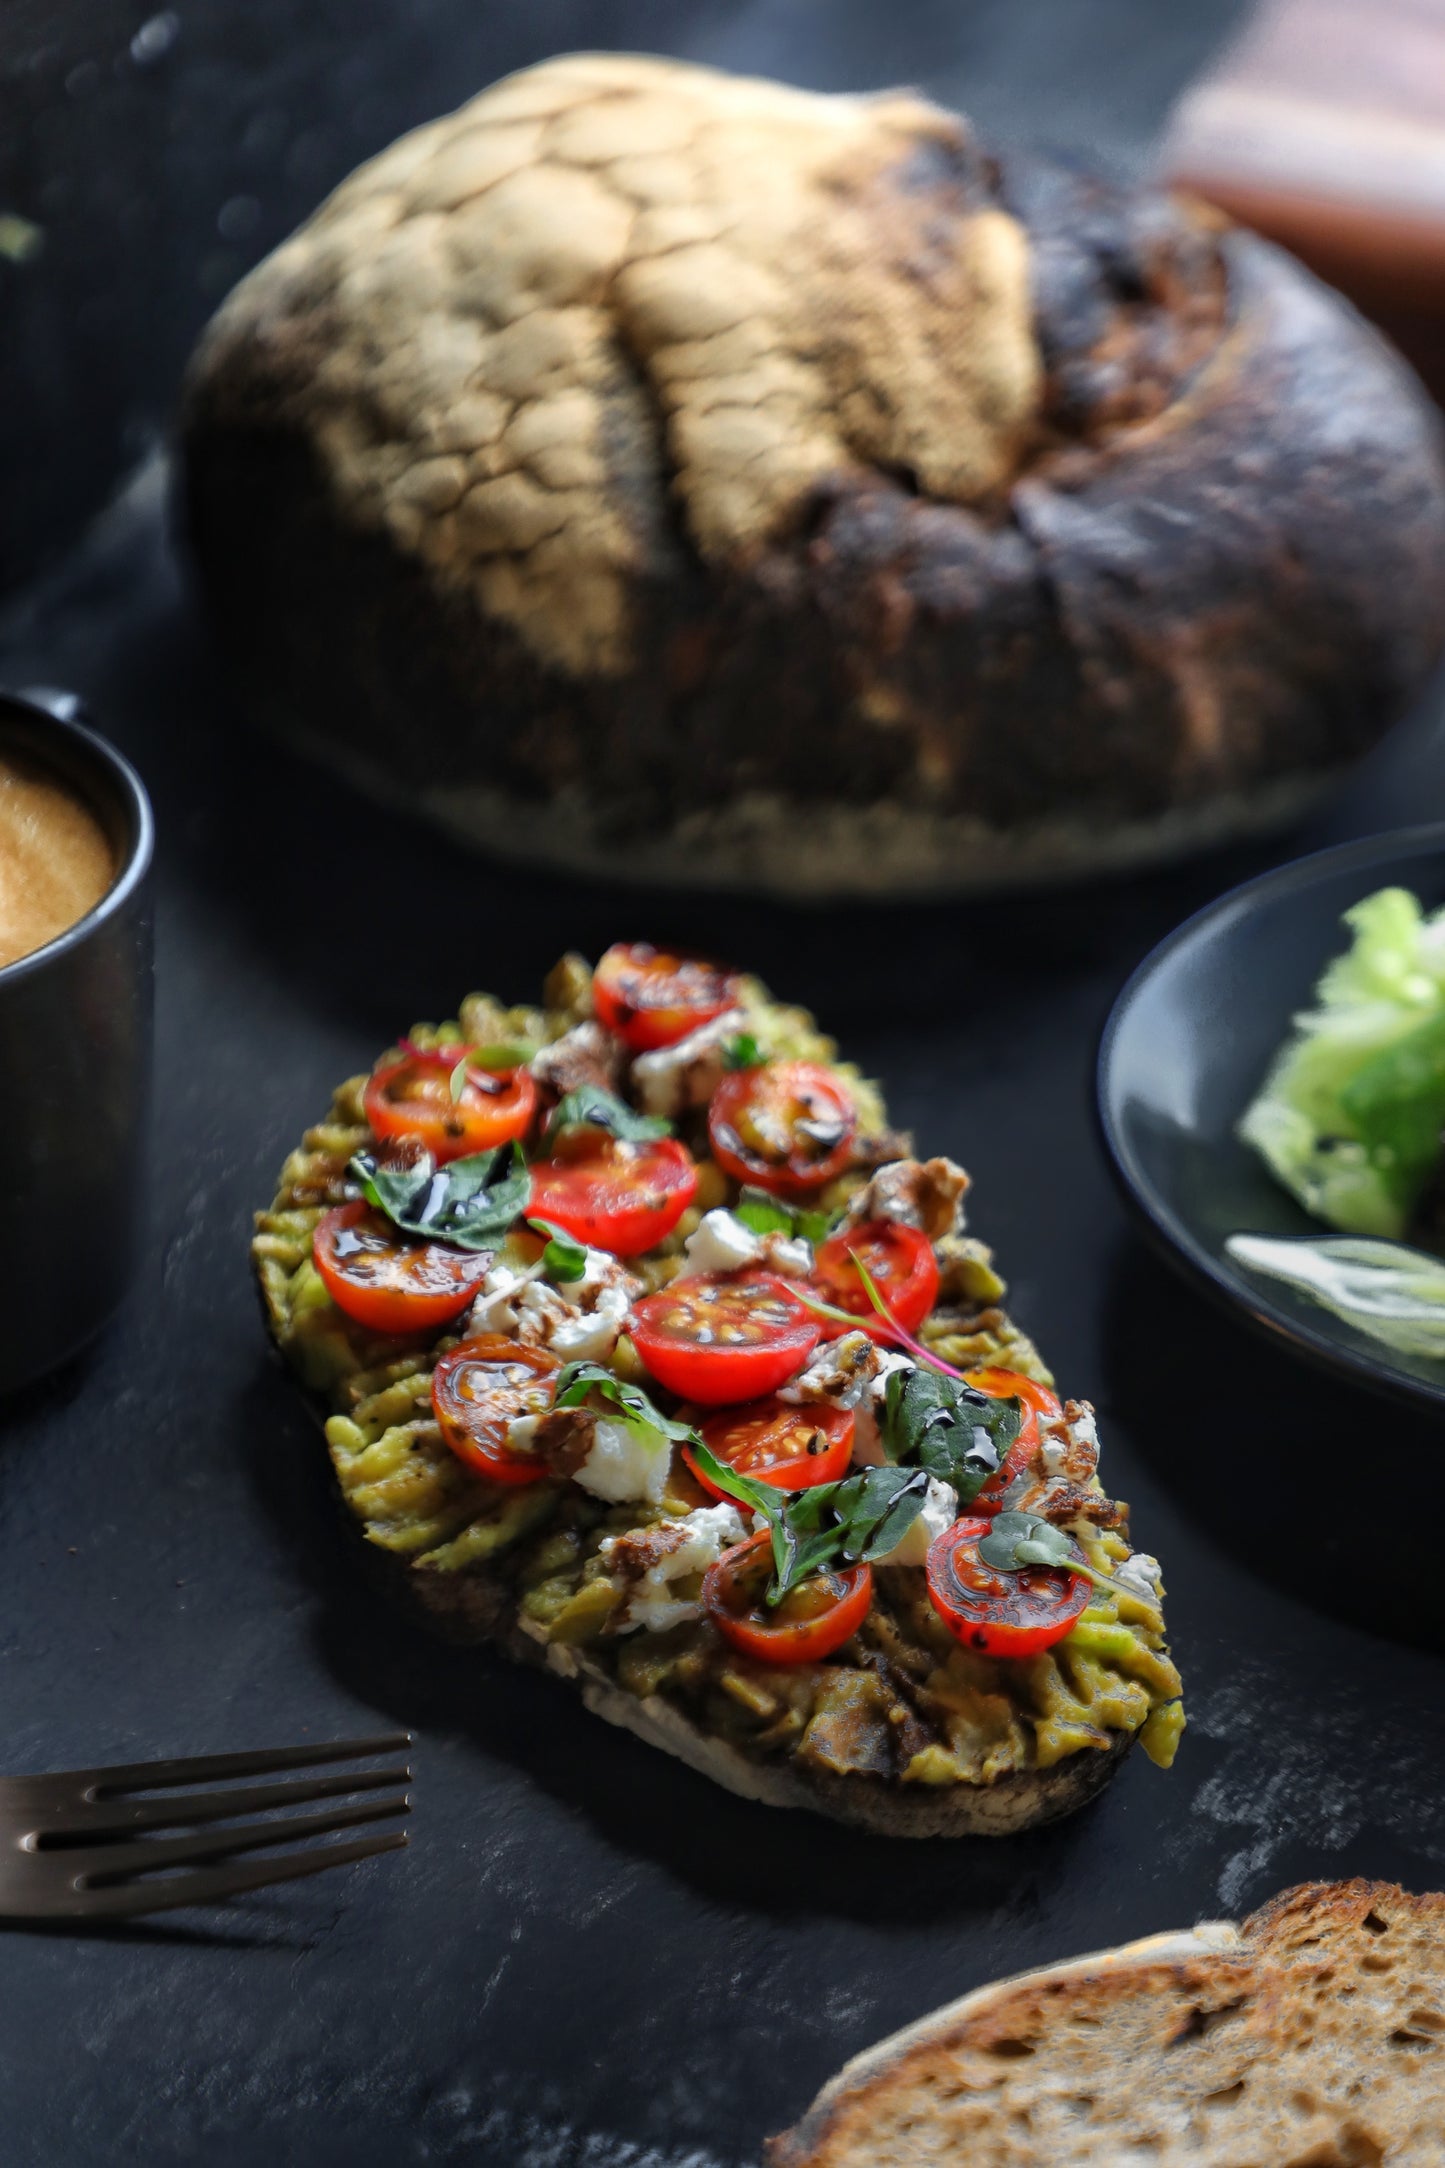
[253,952,1183,1799]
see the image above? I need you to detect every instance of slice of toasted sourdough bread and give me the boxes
[769,1878,1445,2164]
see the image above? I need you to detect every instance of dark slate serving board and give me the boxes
[3,467,1445,2167]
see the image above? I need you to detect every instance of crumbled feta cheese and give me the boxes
[1039,1402,1100,1480]
[684,1208,762,1276]
[529,1020,620,1096]
[630,1008,747,1118]
[842,1156,970,1239]
[874,1477,958,1567]
[505,1412,540,1454]
[466,1246,636,1361]
[1115,1552,1162,1599]
[780,1331,913,1464]
[604,1502,748,1632]
[763,1234,813,1279]
[573,1416,672,1505]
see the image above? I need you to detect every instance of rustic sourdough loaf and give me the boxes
[182,53,1445,894]
[769,1878,1445,2164]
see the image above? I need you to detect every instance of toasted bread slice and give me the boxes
[770,1878,1445,2162]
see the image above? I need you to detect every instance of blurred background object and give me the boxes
[1165,0,1445,404]
[0,0,1250,599]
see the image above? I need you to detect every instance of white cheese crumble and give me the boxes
[467,1247,635,1363]
[681,1208,813,1280]
[630,1008,747,1118]
[873,1476,958,1567]
[603,1503,748,1632]
[780,1331,914,1464]
[573,1416,672,1505]
[1115,1552,1162,1599]
[684,1208,761,1276]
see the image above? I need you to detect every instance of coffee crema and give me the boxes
[0,748,116,970]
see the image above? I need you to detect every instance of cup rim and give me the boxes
[0,692,154,987]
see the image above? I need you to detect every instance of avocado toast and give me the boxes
[253,946,1182,1835]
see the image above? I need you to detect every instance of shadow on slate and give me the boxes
[238,1348,1108,1934]
[1104,1240,1445,1657]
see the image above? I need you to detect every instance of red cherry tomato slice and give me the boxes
[810,1220,940,1341]
[592,942,743,1052]
[528,1133,697,1257]
[431,1334,561,1485]
[312,1202,489,1335]
[682,1397,854,1499]
[703,1530,872,1665]
[925,1513,1089,1656]
[966,1369,1063,1515]
[708,1061,858,1196]
[629,1273,821,1405]
[364,1047,537,1163]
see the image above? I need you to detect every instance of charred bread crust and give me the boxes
[180,63,1445,897]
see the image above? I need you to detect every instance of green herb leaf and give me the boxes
[733,1187,796,1238]
[689,1441,927,1606]
[552,1361,701,1448]
[544,1083,671,1147]
[349,1142,529,1253]
[882,1366,1022,1502]
[1225,1232,1445,1358]
[732,1186,840,1247]
[723,1033,763,1071]
[528,1217,588,1283]
[977,1510,1075,1573]
[471,1041,539,1070]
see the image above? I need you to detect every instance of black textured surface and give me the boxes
[3,478,1445,2165]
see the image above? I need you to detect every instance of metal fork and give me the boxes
[0,1733,411,1921]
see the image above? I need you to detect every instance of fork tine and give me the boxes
[54,1832,409,1919]
[69,1795,410,1886]
[37,1764,412,1839]
[68,1733,411,1797]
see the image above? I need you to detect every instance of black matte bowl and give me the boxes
[1098,824,1445,1413]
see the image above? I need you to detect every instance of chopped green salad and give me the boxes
[1239,886,1445,1240]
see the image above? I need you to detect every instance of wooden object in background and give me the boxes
[1164,0,1445,401]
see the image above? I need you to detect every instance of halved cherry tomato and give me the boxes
[629,1273,821,1404]
[313,1202,490,1335]
[528,1132,697,1257]
[703,1530,872,1664]
[683,1397,854,1498]
[967,1369,1063,1515]
[592,942,743,1052]
[811,1220,940,1341]
[925,1513,1089,1656]
[431,1334,561,1485]
[364,1046,537,1163]
[709,1061,858,1195]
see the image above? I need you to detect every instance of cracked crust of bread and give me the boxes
[769,1878,1445,2164]
[183,56,1445,897]
[189,55,1038,681]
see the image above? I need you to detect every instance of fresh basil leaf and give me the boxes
[723,1033,763,1071]
[881,1367,1021,1501]
[794,1207,837,1248]
[734,1187,795,1238]
[977,1510,1074,1574]
[553,1361,700,1447]
[528,1217,588,1283]
[544,1083,671,1146]
[349,1142,529,1253]
[448,1059,471,1105]
[687,1445,925,1604]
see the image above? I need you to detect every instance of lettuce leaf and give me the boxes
[1238,887,1445,1236]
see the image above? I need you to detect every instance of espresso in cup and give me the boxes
[0,745,116,968]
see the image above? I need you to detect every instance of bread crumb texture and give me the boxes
[770,1878,1445,2165]
[191,53,1038,678]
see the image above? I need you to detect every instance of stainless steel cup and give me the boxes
[0,689,154,1394]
